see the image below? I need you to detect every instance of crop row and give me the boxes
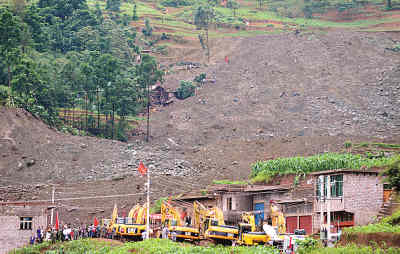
[251,153,398,183]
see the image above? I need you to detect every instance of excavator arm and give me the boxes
[193,201,209,233]
[161,201,181,227]
[212,207,225,226]
[128,204,141,219]
[111,203,118,227]
[136,203,149,224]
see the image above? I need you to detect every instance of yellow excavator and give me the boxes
[270,200,286,234]
[194,201,238,245]
[161,201,200,242]
[268,200,288,250]
[236,212,270,246]
[117,203,147,241]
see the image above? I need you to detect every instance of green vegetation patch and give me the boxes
[213,179,247,185]
[13,241,51,254]
[15,239,280,254]
[251,153,399,183]
[298,244,400,254]
[343,223,400,233]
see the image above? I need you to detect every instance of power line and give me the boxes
[153,175,208,189]
[0,192,152,205]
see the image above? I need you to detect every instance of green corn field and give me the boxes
[251,153,399,183]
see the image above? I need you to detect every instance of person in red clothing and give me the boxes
[180,208,187,225]
[70,227,74,240]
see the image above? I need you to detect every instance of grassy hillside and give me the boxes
[83,0,400,41]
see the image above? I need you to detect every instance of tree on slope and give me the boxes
[0,8,23,104]
[194,3,214,63]
[136,54,163,142]
[106,0,121,12]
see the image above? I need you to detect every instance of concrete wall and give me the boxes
[221,194,252,212]
[0,215,47,254]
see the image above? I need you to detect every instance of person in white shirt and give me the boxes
[263,220,278,245]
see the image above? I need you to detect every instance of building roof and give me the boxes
[244,185,290,192]
[209,184,290,194]
[172,195,215,201]
[208,184,247,193]
[277,198,309,204]
[310,168,382,176]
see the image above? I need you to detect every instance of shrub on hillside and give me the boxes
[0,85,9,105]
[193,73,206,83]
[382,158,400,191]
[175,80,195,99]
[161,0,193,7]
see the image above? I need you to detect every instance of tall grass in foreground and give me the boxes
[13,239,400,254]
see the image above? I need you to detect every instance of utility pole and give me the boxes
[319,176,324,241]
[327,175,331,243]
[50,186,55,225]
[97,87,100,130]
[146,81,150,142]
[146,166,150,239]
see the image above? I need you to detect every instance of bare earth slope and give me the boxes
[153,31,400,145]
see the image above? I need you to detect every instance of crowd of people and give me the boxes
[29,224,109,245]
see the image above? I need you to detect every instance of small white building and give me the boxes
[0,202,49,254]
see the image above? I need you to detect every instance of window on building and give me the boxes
[316,176,327,198]
[227,197,232,210]
[316,175,343,198]
[330,175,343,197]
[20,217,32,230]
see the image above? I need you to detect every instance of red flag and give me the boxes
[55,212,59,230]
[138,162,147,176]
[94,217,99,227]
[224,56,229,64]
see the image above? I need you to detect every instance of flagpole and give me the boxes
[146,165,150,239]
[51,186,55,225]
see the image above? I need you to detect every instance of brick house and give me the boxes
[311,168,384,233]
[0,202,49,254]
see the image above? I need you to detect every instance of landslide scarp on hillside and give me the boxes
[153,31,400,146]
